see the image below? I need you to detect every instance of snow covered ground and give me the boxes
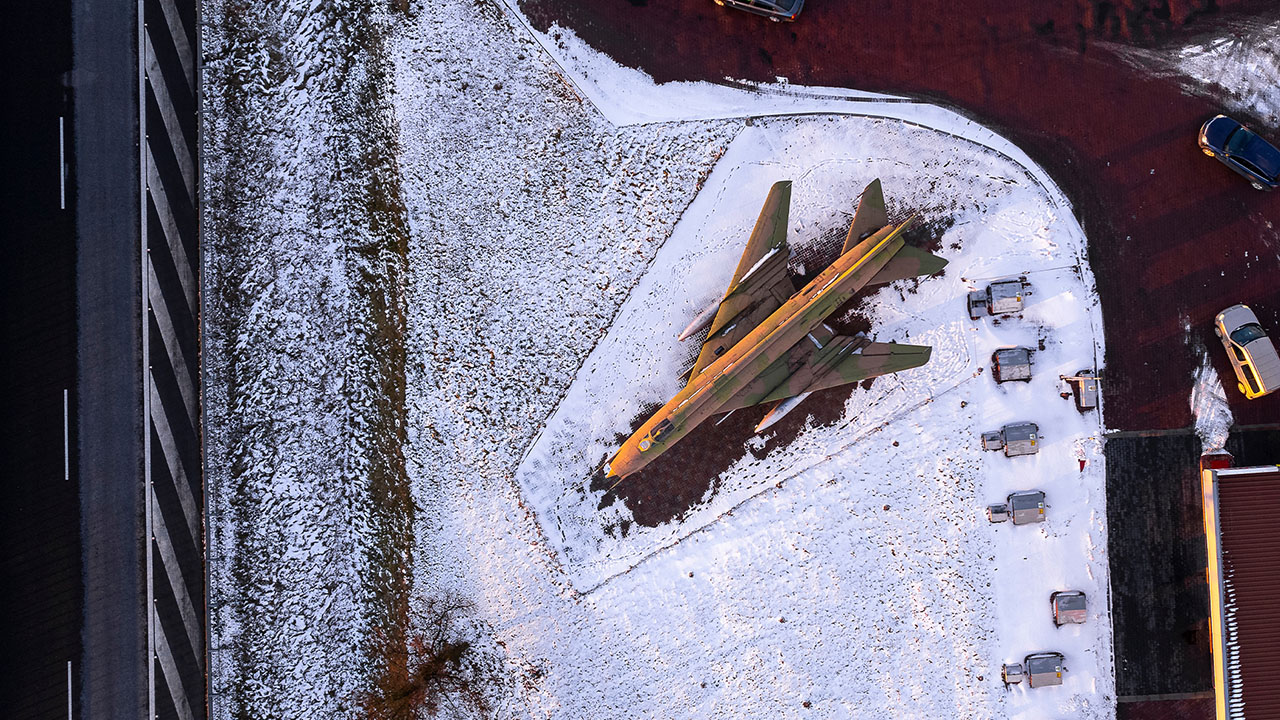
[202,2,416,716]
[1109,13,1280,126]
[205,0,1114,716]
[1177,16,1280,125]
[393,3,1112,719]
[1191,353,1235,455]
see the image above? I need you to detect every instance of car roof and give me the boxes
[1226,126,1280,176]
[1245,135,1280,177]
[1249,336,1280,393]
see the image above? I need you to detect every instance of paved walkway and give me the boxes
[142,0,205,716]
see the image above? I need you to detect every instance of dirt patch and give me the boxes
[593,381,858,528]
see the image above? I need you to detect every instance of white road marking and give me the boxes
[139,0,155,710]
[66,660,72,720]
[59,116,65,209]
[63,389,69,481]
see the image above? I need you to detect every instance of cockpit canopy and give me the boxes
[639,419,675,452]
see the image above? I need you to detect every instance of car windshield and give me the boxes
[1231,323,1268,346]
[1226,127,1256,154]
[763,0,798,11]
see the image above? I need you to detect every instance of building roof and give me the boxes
[1201,464,1280,720]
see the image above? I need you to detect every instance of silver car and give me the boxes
[1214,304,1280,399]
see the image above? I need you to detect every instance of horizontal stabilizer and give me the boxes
[715,335,935,416]
[755,341,932,403]
[867,244,948,286]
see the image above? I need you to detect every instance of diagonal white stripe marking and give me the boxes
[153,606,196,720]
[147,154,198,318]
[149,260,198,425]
[151,376,201,548]
[145,35,195,203]
[154,0,194,94]
[152,484,204,671]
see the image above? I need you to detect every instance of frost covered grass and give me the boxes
[206,0,1114,716]
[203,0,414,716]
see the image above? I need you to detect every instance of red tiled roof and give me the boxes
[1207,466,1280,719]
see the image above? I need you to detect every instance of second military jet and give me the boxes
[603,179,948,481]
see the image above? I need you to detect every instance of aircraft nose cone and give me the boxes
[604,447,640,483]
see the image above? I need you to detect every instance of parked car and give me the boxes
[1214,304,1280,399]
[1198,115,1280,191]
[712,0,804,22]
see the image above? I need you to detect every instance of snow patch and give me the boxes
[1191,355,1234,454]
[203,0,1119,714]
[1178,18,1280,123]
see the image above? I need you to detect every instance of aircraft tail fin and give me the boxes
[730,180,791,289]
[842,179,889,255]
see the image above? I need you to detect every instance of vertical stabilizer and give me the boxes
[729,180,791,289]
[842,179,888,255]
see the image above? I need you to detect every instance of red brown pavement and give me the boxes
[522,0,1280,435]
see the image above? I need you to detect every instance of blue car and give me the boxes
[1198,114,1280,191]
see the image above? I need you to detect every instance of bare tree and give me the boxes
[363,593,492,720]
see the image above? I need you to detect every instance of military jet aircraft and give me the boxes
[603,179,948,482]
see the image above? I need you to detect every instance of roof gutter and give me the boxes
[1200,466,1230,720]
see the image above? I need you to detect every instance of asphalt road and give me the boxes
[73,0,150,715]
[0,2,80,719]
[519,0,1280,433]
[0,0,150,716]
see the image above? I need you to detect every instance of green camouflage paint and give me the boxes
[605,181,947,480]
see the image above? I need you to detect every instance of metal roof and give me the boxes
[1202,464,1280,720]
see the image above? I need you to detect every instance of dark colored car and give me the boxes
[1198,114,1280,191]
[712,0,804,22]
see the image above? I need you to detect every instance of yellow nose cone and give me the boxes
[603,445,643,482]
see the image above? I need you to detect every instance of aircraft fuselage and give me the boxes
[604,219,914,480]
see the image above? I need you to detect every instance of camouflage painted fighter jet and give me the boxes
[603,179,947,481]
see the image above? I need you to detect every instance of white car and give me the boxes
[1214,304,1280,399]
